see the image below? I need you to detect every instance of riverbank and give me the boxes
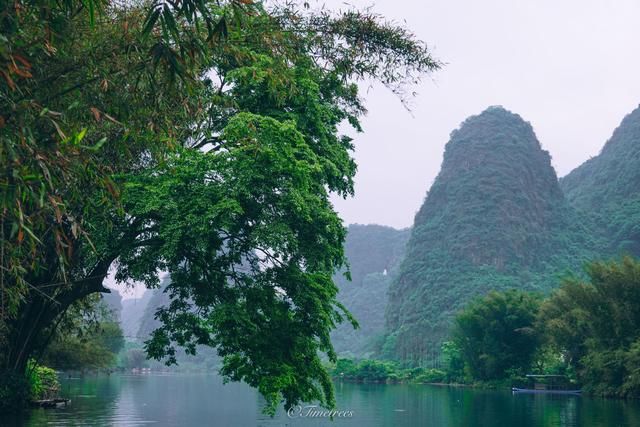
[328,358,575,392]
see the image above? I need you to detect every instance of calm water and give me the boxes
[2,373,640,426]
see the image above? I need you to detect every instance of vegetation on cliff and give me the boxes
[561,105,640,257]
[331,224,410,357]
[385,106,598,363]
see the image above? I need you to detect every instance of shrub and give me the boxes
[26,361,60,400]
[415,369,446,383]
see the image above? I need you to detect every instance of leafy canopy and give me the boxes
[1,0,440,414]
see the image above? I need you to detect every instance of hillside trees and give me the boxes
[38,295,124,371]
[561,106,640,257]
[0,0,439,412]
[330,224,410,357]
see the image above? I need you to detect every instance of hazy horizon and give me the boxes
[326,0,640,229]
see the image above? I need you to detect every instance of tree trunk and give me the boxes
[0,258,113,412]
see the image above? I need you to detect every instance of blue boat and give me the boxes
[512,375,582,395]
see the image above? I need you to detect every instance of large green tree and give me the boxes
[0,0,439,412]
[453,289,542,381]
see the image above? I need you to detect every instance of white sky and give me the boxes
[326,0,640,228]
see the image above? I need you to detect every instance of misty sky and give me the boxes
[326,0,640,229]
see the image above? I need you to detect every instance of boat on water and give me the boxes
[512,374,582,395]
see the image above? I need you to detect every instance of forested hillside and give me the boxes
[384,106,598,364]
[331,225,410,357]
[561,105,640,256]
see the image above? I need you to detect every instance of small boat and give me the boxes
[31,398,71,408]
[511,387,582,395]
[512,375,581,395]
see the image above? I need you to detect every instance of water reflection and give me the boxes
[1,374,639,426]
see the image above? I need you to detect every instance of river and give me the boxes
[1,373,639,426]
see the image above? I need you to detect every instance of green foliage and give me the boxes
[414,369,447,383]
[385,106,599,362]
[441,341,465,383]
[43,337,112,371]
[26,361,60,400]
[540,257,640,397]
[0,0,439,414]
[419,257,640,395]
[453,289,542,381]
[331,358,445,383]
[119,116,351,414]
[0,371,31,412]
[349,360,396,382]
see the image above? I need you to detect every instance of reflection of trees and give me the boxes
[577,397,640,427]
[447,389,566,427]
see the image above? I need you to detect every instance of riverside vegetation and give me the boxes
[334,257,640,399]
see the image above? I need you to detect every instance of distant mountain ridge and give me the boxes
[561,105,640,256]
[330,224,410,357]
[121,290,153,339]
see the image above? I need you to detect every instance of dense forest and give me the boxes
[439,257,640,398]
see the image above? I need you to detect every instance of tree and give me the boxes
[40,297,124,370]
[0,0,440,413]
[453,289,541,381]
[441,341,465,383]
[539,257,640,396]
